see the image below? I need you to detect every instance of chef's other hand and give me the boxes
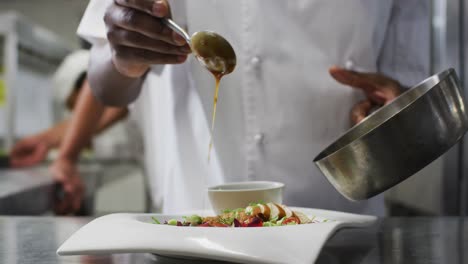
[329,66,402,125]
[50,158,84,215]
[10,134,50,168]
[104,0,191,77]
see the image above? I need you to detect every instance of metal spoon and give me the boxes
[163,18,237,77]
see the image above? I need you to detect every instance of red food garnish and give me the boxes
[233,218,243,227]
[282,216,301,225]
[212,222,229,227]
[245,217,263,227]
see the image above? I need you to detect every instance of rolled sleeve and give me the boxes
[378,0,431,88]
[77,0,113,45]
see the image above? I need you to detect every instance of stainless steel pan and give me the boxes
[314,69,468,201]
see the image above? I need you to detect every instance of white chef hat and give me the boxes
[51,49,90,121]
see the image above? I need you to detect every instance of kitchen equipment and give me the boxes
[207,181,284,214]
[162,18,236,76]
[314,69,468,201]
[57,208,376,263]
[0,12,70,150]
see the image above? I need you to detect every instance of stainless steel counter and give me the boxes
[0,217,466,264]
[0,168,55,215]
[0,161,142,215]
[0,164,100,215]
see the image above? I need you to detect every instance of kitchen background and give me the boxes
[0,0,466,217]
[0,0,146,215]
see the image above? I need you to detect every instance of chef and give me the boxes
[77,0,429,215]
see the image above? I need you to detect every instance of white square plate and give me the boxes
[57,207,376,264]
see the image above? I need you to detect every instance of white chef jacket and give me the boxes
[52,50,90,121]
[78,0,429,215]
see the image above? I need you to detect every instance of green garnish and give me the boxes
[222,208,244,214]
[219,216,235,226]
[248,200,265,206]
[276,216,286,225]
[233,210,243,219]
[151,205,322,227]
[167,219,178,226]
[183,215,203,225]
[245,207,253,215]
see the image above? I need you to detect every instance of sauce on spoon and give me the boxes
[190,31,236,161]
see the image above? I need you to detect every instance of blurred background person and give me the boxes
[7,44,146,215]
[10,48,130,168]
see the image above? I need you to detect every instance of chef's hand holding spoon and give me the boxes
[104,0,191,77]
[105,0,236,78]
[329,66,402,125]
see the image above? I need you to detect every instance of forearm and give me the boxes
[88,43,146,107]
[57,81,105,161]
[40,107,127,150]
[36,120,69,149]
[95,107,129,134]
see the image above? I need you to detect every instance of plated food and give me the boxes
[152,202,329,227]
[57,207,376,263]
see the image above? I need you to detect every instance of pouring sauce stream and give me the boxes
[190,31,236,162]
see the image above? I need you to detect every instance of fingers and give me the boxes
[10,141,48,168]
[113,45,188,65]
[105,4,183,46]
[172,31,187,45]
[329,66,376,94]
[330,66,403,106]
[62,178,84,214]
[10,139,32,156]
[367,91,387,106]
[51,160,84,215]
[54,192,83,215]
[114,0,169,18]
[104,1,190,75]
[107,27,190,56]
[54,186,83,215]
[350,99,373,125]
[28,143,48,165]
[373,87,400,105]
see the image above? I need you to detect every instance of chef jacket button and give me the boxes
[254,133,264,144]
[250,56,261,66]
[345,59,355,70]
